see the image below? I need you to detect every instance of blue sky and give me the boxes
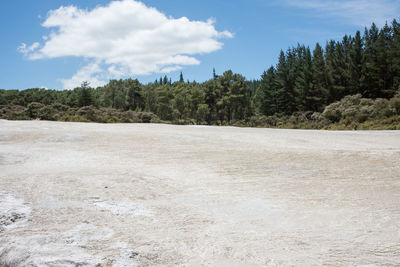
[1,0,399,90]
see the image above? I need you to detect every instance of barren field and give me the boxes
[1,120,400,266]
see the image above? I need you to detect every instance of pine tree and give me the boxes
[125,79,143,111]
[361,23,380,98]
[392,19,400,93]
[78,81,93,107]
[213,68,218,80]
[349,31,363,95]
[204,80,218,123]
[294,45,313,110]
[260,66,277,115]
[310,43,329,111]
[325,39,351,102]
[376,23,394,97]
[155,85,173,120]
[275,50,296,114]
[286,48,298,112]
[179,72,184,83]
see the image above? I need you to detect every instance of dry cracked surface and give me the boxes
[0,120,400,266]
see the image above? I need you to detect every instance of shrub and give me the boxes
[51,103,70,112]
[372,98,392,118]
[0,105,28,120]
[323,94,394,124]
[77,105,98,122]
[389,97,400,115]
[249,114,280,127]
[323,108,342,122]
[124,110,140,123]
[138,112,159,123]
[38,105,57,120]
[27,102,45,118]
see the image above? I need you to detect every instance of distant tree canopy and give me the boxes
[257,21,400,115]
[1,20,400,126]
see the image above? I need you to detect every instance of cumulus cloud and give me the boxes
[20,0,232,89]
[283,0,400,27]
[59,62,106,89]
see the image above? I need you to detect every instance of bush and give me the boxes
[77,105,98,122]
[389,97,400,115]
[323,94,394,123]
[138,112,159,123]
[249,115,279,127]
[27,102,45,118]
[372,98,392,118]
[231,120,246,127]
[51,103,70,112]
[0,105,28,120]
[38,105,57,120]
[323,101,342,122]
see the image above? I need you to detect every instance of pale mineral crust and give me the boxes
[1,120,400,266]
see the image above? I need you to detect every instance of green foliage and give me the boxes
[260,66,277,116]
[310,43,329,111]
[77,81,93,107]
[38,105,57,120]
[1,20,400,130]
[196,104,209,124]
[274,50,296,114]
[138,112,159,123]
[389,96,400,115]
[0,105,28,120]
[27,102,45,118]
[323,94,395,124]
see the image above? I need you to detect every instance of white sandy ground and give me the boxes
[0,120,400,266]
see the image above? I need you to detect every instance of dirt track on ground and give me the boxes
[1,120,400,266]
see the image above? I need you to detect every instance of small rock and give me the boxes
[129,252,139,258]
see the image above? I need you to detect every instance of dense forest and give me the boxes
[1,21,400,129]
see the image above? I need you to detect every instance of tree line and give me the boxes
[257,20,400,116]
[1,20,400,127]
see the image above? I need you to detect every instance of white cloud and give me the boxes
[19,0,232,89]
[59,62,106,89]
[17,42,40,54]
[283,0,400,27]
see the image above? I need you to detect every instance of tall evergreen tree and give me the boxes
[349,31,364,95]
[203,80,218,124]
[260,66,278,115]
[294,45,313,110]
[275,50,296,114]
[361,23,380,98]
[155,84,173,120]
[78,81,93,107]
[310,43,329,111]
[213,68,218,80]
[376,22,394,97]
[125,79,143,111]
[163,75,168,85]
[325,39,351,102]
[392,19,400,93]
